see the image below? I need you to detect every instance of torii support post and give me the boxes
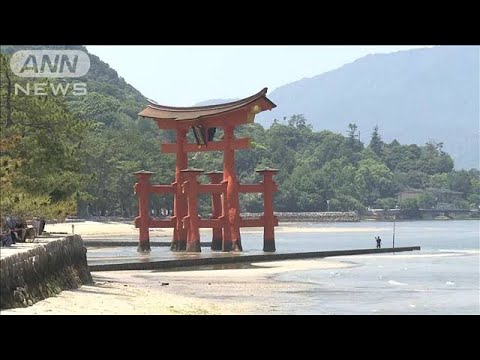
[134,170,154,252]
[172,127,188,251]
[223,124,242,252]
[206,171,224,251]
[256,168,279,252]
[181,169,204,252]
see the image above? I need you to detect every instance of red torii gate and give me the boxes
[134,88,278,253]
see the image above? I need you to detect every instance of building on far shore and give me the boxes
[397,189,424,203]
[397,188,464,209]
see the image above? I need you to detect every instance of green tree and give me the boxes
[417,192,436,209]
[449,170,472,194]
[419,141,454,174]
[0,53,91,220]
[347,123,358,144]
[400,198,420,219]
[369,125,383,157]
[377,197,398,211]
[426,173,450,188]
[355,158,396,205]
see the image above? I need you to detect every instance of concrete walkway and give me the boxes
[0,235,64,259]
[89,246,421,271]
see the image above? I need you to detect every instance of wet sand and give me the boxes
[1,259,351,315]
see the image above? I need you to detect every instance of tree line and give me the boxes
[1,52,479,223]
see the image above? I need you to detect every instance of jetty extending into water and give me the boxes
[89,246,420,272]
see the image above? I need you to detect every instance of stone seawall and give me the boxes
[241,212,360,222]
[0,235,92,310]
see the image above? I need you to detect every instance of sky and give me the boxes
[86,46,432,106]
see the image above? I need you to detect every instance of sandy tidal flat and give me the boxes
[0,259,349,315]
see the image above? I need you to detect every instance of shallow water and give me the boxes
[275,251,479,314]
[246,220,479,252]
[87,220,479,314]
[271,220,479,314]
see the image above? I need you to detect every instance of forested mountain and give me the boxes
[1,45,175,220]
[1,45,146,124]
[1,46,478,223]
[255,46,479,169]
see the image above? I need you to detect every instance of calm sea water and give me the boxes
[268,220,479,314]
[88,220,479,314]
[240,220,479,252]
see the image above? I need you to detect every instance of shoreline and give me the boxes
[2,220,477,315]
[3,250,477,315]
[1,258,350,315]
[42,221,393,239]
[41,219,478,241]
[47,213,480,227]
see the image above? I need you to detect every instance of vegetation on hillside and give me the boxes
[1,48,478,223]
[259,46,479,169]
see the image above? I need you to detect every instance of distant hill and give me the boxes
[4,45,478,169]
[255,46,479,169]
[2,45,478,217]
[194,98,238,106]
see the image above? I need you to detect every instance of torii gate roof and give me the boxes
[138,88,276,122]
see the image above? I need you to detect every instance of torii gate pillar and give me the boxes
[133,170,153,252]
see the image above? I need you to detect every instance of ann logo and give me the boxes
[20,54,78,75]
[10,50,90,78]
